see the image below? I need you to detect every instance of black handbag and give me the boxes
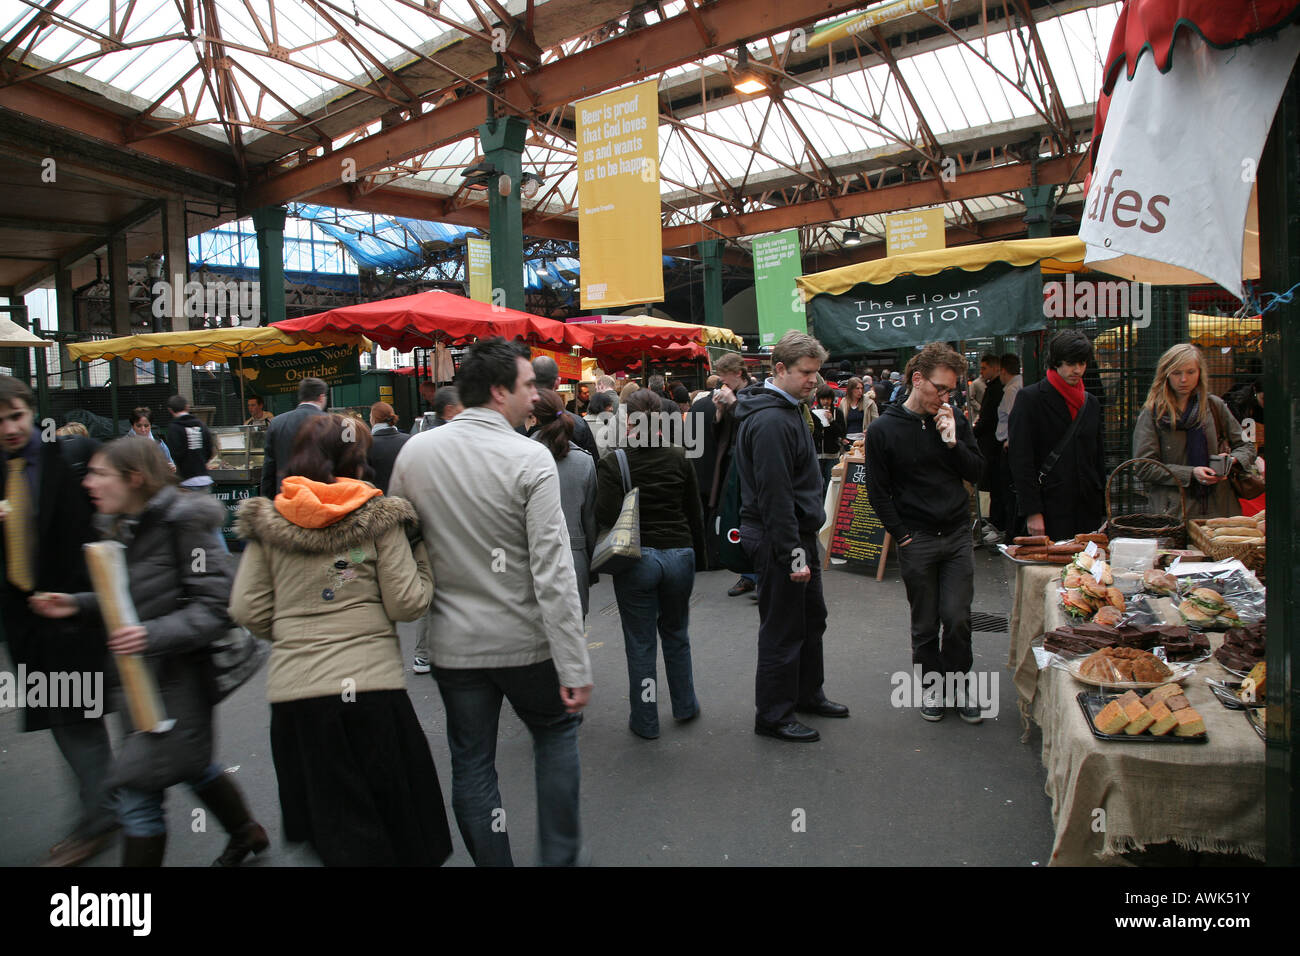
[591,449,642,574]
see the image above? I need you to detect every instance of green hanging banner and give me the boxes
[753,230,807,348]
[807,261,1046,353]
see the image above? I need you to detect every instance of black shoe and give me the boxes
[754,719,820,742]
[796,699,850,718]
[727,577,756,597]
[629,722,659,740]
[674,706,701,723]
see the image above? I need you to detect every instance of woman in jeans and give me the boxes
[230,414,451,866]
[31,437,266,866]
[595,389,706,739]
[532,389,597,617]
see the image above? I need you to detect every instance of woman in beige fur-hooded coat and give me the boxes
[229,413,451,867]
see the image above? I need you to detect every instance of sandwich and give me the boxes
[1062,589,1095,620]
[1092,605,1123,628]
[1178,598,1217,628]
[1079,578,1108,603]
[1143,568,1178,596]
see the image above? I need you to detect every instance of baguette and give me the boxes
[1014,535,1050,546]
[1208,526,1262,540]
[1204,516,1258,529]
[1212,535,1264,545]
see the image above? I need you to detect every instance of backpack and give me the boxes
[715,454,753,574]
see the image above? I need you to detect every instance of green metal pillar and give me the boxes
[252,205,287,327]
[1261,62,1298,866]
[1021,185,1055,384]
[697,239,723,330]
[479,117,528,311]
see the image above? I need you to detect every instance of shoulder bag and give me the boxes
[590,449,642,573]
[1037,394,1092,486]
[1209,399,1265,499]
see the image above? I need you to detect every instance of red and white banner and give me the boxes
[1080,23,1300,297]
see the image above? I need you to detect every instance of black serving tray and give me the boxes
[1245,708,1266,741]
[1076,692,1208,744]
[1204,678,1265,711]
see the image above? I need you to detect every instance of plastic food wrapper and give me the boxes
[1168,558,1266,625]
[1108,537,1159,572]
[1120,593,1183,629]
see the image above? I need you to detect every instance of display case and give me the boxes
[207,425,265,483]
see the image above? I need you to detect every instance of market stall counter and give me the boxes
[207,425,266,548]
[1006,558,1265,865]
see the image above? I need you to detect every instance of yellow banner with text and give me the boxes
[576,79,663,310]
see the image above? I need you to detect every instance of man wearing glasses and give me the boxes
[863,343,985,723]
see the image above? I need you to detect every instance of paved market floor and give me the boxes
[0,544,1056,867]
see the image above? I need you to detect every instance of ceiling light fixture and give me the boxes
[842,220,862,246]
[520,172,545,199]
[460,160,500,191]
[732,47,767,95]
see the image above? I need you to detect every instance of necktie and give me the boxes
[6,456,34,591]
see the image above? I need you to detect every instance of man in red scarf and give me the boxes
[1006,330,1105,541]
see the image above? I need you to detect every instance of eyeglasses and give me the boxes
[926,380,954,399]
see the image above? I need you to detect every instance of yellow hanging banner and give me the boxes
[467,237,493,304]
[576,79,663,310]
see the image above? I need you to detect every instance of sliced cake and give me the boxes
[1173,707,1206,737]
[1096,699,1130,734]
[1147,701,1178,736]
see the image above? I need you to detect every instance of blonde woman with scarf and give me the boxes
[1132,343,1255,519]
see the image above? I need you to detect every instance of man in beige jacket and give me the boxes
[389,337,593,867]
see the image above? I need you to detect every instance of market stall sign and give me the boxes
[575,79,663,310]
[467,237,493,304]
[753,230,808,348]
[807,261,1045,353]
[828,457,887,571]
[1079,23,1300,296]
[531,345,582,382]
[229,344,360,395]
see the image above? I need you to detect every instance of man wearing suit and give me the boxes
[260,377,328,498]
[0,376,116,865]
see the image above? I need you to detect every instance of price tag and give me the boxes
[1084,541,1099,557]
[1091,560,1107,584]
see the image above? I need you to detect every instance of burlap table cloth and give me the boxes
[1030,585,1265,865]
[1006,564,1061,738]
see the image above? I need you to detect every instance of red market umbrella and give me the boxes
[578,322,706,370]
[275,290,593,352]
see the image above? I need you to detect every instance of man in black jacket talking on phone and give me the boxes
[864,343,984,723]
[734,331,848,743]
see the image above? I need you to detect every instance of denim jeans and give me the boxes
[433,659,583,867]
[612,547,699,736]
[116,762,224,838]
[50,718,119,839]
[895,530,974,685]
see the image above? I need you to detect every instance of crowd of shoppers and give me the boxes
[0,321,1266,867]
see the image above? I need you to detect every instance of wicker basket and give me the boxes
[1105,457,1187,548]
[1187,519,1266,577]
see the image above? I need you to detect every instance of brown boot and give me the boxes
[193,773,269,867]
[122,834,166,867]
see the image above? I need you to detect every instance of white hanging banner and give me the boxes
[1080,24,1300,297]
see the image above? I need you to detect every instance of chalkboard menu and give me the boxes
[828,456,888,570]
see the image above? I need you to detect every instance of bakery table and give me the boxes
[1007,565,1265,865]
